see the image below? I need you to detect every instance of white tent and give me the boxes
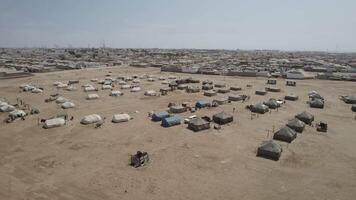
[81,114,102,124]
[110,91,123,97]
[144,90,157,96]
[44,118,65,129]
[31,88,43,93]
[57,83,68,88]
[66,86,77,91]
[112,114,131,123]
[87,94,99,100]
[102,85,112,90]
[53,81,62,86]
[61,102,75,109]
[131,87,141,92]
[0,104,16,112]
[55,97,68,104]
[121,84,131,89]
[84,86,96,92]
[9,109,26,119]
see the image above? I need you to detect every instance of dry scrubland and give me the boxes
[0,66,356,200]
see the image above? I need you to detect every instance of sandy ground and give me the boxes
[0,66,356,200]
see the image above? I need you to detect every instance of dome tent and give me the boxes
[352,105,356,112]
[295,111,314,125]
[212,112,233,125]
[110,91,123,97]
[285,94,299,101]
[204,90,217,97]
[61,102,75,109]
[342,95,356,104]
[169,105,186,113]
[251,103,269,114]
[264,98,280,109]
[273,126,297,143]
[112,114,131,123]
[286,118,305,133]
[310,99,324,109]
[81,114,102,125]
[257,140,283,161]
[188,117,210,132]
[44,118,65,129]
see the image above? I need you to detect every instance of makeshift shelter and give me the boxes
[213,97,229,105]
[228,94,243,101]
[196,100,210,108]
[57,83,68,88]
[214,83,226,88]
[61,102,75,109]
[86,94,99,100]
[213,112,233,125]
[255,90,267,95]
[0,104,15,112]
[161,115,181,127]
[204,90,217,97]
[257,140,282,161]
[342,95,356,104]
[169,105,186,113]
[273,126,297,143]
[352,105,356,112]
[102,85,112,90]
[84,86,96,92]
[152,111,170,121]
[286,118,305,133]
[202,84,213,90]
[286,80,296,86]
[31,88,43,93]
[202,80,213,85]
[230,86,242,91]
[81,114,102,125]
[178,84,188,90]
[9,109,26,119]
[266,87,281,92]
[110,91,123,97]
[251,103,269,114]
[264,98,280,109]
[66,86,77,91]
[44,118,65,129]
[267,79,277,85]
[217,88,230,93]
[56,97,68,104]
[118,80,126,85]
[285,94,299,101]
[131,87,141,92]
[112,114,131,123]
[121,85,131,89]
[295,111,314,125]
[188,117,210,132]
[310,99,324,109]
[186,86,200,93]
[144,90,157,96]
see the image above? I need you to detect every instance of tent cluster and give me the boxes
[20,84,43,93]
[257,111,315,160]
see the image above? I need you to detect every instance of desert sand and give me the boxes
[0,66,356,200]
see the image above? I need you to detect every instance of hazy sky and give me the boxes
[1,0,356,51]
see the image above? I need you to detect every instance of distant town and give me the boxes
[1,48,356,81]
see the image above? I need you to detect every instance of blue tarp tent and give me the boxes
[161,115,181,127]
[195,100,209,108]
[152,111,170,121]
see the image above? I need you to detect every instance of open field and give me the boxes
[0,66,356,200]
